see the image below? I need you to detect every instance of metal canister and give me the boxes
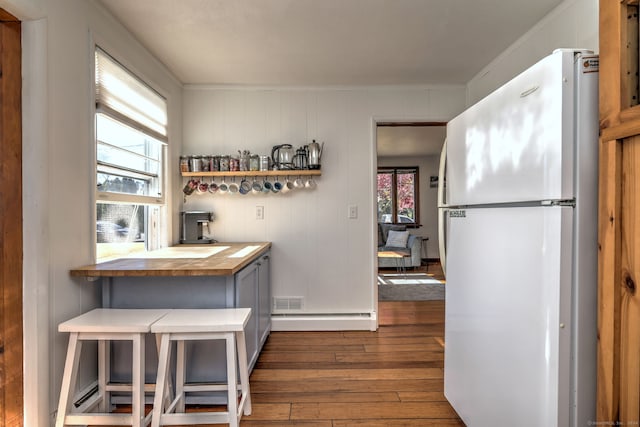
[219,155,230,171]
[210,155,220,171]
[179,155,189,173]
[201,155,211,172]
[189,155,202,172]
[259,155,270,171]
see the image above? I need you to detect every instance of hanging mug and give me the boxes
[293,177,305,189]
[183,178,198,196]
[251,179,264,194]
[197,181,209,194]
[281,178,294,193]
[239,178,251,195]
[272,179,283,193]
[305,178,316,189]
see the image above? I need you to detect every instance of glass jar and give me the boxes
[179,155,189,173]
[239,151,250,172]
[230,156,240,172]
[249,155,260,171]
[219,155,230,171]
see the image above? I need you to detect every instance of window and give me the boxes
[377,167,419,224]
[94,47,167,260]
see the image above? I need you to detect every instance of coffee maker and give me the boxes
[179,211,216,244]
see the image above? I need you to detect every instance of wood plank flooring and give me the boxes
[89,262,463,426]
[242,300,463,426]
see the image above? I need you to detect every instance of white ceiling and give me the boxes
[377,125,446,157]
[98,0,563,156]
[99,0,564,86]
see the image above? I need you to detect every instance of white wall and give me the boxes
[10,0,599,424]
[182,86,465,324]
[18,1,183,425]
[377,154,441,259]
[466,0,598,105]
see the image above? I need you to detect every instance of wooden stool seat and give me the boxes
[150,308,252,427]
[55,308,170,427]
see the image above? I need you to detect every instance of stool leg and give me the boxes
[155,333,173,412]
[176,339,186,413]
[55,333,82,427]
[131,333,145,427]
[151,334,171,427]
[225,332,239,427]
[235,330,252,416]
[97,339,109,412]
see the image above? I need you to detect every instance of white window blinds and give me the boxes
[95,47,168,142]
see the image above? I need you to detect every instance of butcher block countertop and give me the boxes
[70,242,271,277]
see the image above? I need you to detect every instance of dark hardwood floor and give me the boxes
[242,260,461,425]
[92,262,462,426]
[243,299,463,426]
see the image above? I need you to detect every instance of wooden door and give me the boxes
[598,0,640,423]
[0,8,23,427]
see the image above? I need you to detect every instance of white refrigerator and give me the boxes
[437,49,599,426]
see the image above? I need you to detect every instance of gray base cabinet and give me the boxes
[103,250,271,403]
[235,251,271,369]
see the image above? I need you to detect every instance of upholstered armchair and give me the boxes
[377,223,422,268]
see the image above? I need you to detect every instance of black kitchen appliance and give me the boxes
[179,211,215,244]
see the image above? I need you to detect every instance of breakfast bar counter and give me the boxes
[70,242,272,400]
[70,242,272,277]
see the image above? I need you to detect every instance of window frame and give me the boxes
[92,42,169,260]
[94,47,167,206]
[377,166,420,226]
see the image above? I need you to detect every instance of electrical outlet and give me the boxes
[348,204,358,219]
[256,206,264,220]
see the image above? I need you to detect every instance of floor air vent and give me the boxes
[273,297,304,311]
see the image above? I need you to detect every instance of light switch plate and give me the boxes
[348,204,358,219]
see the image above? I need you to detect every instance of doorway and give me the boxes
[375,122,446,301]
[0,9,24,427]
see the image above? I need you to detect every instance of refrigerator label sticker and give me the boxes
[582,56,599,74]
[450,209,466,218]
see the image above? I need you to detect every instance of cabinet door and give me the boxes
[258,253,271,347]
[235,262,259,369]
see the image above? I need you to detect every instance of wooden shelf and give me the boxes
[181,170,321,178]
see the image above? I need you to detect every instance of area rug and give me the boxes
[378,273,445,301]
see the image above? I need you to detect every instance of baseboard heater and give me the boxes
[271,312,377,331]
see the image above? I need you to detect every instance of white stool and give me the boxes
[55,308,170,427]
[150,308,252,427]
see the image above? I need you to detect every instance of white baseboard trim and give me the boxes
[271,312,377,331]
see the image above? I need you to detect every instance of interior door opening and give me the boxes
[375,122,446,302]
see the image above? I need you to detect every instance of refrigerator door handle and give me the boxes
[438,138,448,275]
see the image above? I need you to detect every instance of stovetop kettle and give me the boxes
[307,140,324,170]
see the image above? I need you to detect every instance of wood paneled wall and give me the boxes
[598,0,640,423]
